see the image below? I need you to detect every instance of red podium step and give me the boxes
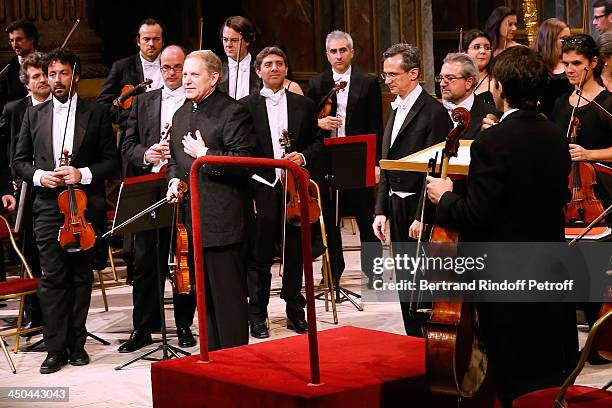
[151,326,493,407]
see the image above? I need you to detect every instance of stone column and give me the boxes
[420,0,434,94]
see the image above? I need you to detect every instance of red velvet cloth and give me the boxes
[0,278,38,296]
[513,385,612,408]
[152,326,497,408]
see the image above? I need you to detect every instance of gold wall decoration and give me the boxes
[522,0,539,47]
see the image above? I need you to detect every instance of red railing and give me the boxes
[189,156,321,385]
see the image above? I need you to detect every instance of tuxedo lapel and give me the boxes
[381,109,396,159]
[345,69,362,130]
[249,66,261,94]
[286,92,302,147]
[254,95,274,158]
[131,54,144,83]
[146,91,162,145]
[72,98,91,156]
[392,95,425,148]
[219,62,229,94]
[34,102,54,168]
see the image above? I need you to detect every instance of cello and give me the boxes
[425,107,488,397]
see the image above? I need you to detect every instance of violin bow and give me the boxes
[59,62,79,164]
[61,19,81,49]
[233,37,243,99]
[458,28,463,52]
[565,68,588,141]
[198,17,204,50]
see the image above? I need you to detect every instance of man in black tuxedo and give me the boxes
[241,47,322,338]
[426,46,577,407]
[120,45,197,352]
[0,51,49,319]
[14,49,119,373]
[166,50,256,351]
[307,30,383,288]
[97,18,165,132]
[0,20,38,112]
[218,16,261,99]
[372,43,452,336]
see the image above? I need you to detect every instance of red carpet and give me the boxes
[151,326,495,407]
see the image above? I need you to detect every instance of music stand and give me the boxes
[104,172,190,370]
[319,134,376,311]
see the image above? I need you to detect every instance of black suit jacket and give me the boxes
[0,95,31,176]
[218,58,261,97]
[166,89,257,247]
[375,90,452,216]
[13,98,120,238]
[307,68,383,161]
[96,54,144,127]
[240,91,323,184]
[120,88,186,178]
[0,56,27,112]
[436,109,570,242]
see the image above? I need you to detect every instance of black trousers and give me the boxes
[247,183,307,323]
[132,227,196,332]
[321,186,382,283]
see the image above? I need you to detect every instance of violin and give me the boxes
[57,150,97,252]
[169,181,191,294]
[564,70,604,225]
[113,79,153,110]
[279,130,320,226]
[425,108,488,397]
[316,80,348,120]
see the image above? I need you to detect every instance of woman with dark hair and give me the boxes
[462,29,495,105]
[484,6,520,57]
[534,18,572,117]
[597,32,612,91]
[551,35,612,366]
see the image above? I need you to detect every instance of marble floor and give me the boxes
[0,226,610,407]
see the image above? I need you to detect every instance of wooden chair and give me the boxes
[0,213,39,374]
[512,305,612,408]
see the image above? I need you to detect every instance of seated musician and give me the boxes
[166,50,257,351]
[426,46,578,407]
[13,48,119,373]
[241,46,323,338]
[120,45,197,352]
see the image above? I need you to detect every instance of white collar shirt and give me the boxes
[332,66,351,137]
[443,92,475,125]
[139,53,163,91]
[154,85,186,173]
[228,53,251,100]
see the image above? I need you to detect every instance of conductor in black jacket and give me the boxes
[372,44,452,336]
[0,20,38,112]
[241,47,323,338]
[166,50,256,351]
[426,46,577,407]
[307,30,383,287]
[14,49,119,374]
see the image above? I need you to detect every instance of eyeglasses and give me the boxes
[161,64,183,73]
[434,75,466,83]
[380,71,407,81]
[593,13,611,21]
[468,44,491,51]
[221,37,242,44]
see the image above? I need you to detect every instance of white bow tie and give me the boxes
[442,100,456,112]
[333,73,350,83]
[54,104,69,113]
[143,61,158,69]
[162,90,181,101]
[260,88,285,106]
[228,59,248,72]
[390,96,410,111]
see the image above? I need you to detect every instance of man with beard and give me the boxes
[0,20,39,112]
[14,48,119,373]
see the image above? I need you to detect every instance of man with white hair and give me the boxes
[166,50,256,350]
[307,30,383,290]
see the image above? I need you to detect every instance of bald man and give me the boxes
[120,45,197,352]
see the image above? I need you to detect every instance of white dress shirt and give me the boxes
[228,53,251,100]
[443,92,475,125]
[33,94,93,187]
[140,53,163,91]
[332,66,351,137]
[31,94,51,106]
[388,84,423,198]
[150,85,186,173]
[252,87,288,186]
[499,108,519,122]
